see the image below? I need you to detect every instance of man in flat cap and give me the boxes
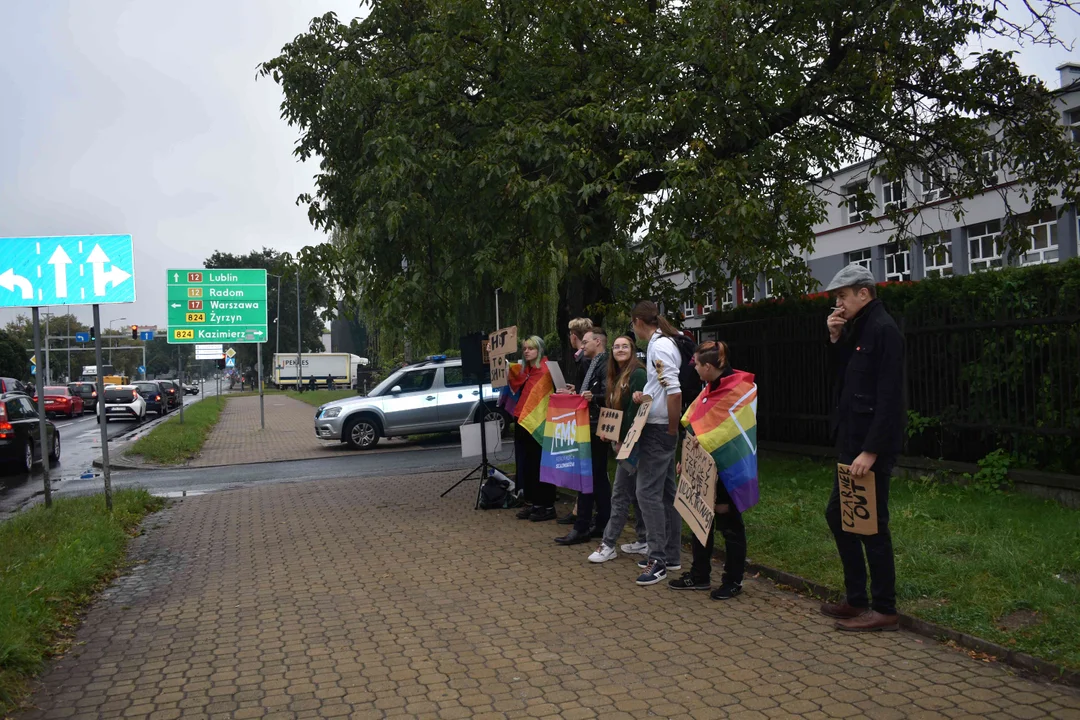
[821,263,905,632]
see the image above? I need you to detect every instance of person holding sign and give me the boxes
[555,328,609,545]
[509,336,559,522]
[628,301,684,585]
[588,334,649,563]
[668,341,754,600]
[823,264,905,632]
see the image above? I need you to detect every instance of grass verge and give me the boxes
[746,456,1080,671]
[126,398,223,465]
[0,489,165,716]
[285,389,359,407]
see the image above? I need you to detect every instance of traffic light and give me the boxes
[216,358,226,369]
[131,325,138,339]
[89,326,96,341]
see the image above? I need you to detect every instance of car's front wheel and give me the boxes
[343,416,380,450]
[483,405,510,435]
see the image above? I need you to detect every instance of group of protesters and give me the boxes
[502,262,905,632]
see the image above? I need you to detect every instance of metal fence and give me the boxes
[698,297,1080,472]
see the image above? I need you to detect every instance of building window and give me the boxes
[721,285,734,311]
[741,280,757,304]
[922,237,953,278]
[764,276,775,298]
[845,182,872,223]
[884,243,911,282]
[702,289,716,314]
[922,167,944,203]
[968,219,1004,271]
[1021,217,1059,266]
[1068,109,1080,143]
[847,248,873,271]
[682,300,696,318]
[882,178,907,211]
[981,150,1000,186]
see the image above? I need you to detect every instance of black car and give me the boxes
[0,392,59,473]
[68,381,99,412]
[0,377,28,395]
[134,381,169,417]
[157,380,181,410]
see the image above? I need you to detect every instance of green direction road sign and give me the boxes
[166,268,268,344]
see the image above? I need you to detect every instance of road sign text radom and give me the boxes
[166,269,268,344]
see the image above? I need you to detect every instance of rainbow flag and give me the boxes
[681,370,759,513]
[511,363,554,443]
[540,394,593,492]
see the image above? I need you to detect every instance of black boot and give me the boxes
[554,528,590,545]
[516,504,537,520]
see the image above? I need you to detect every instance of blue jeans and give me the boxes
[635,425,681,565]
[601,456,648,548]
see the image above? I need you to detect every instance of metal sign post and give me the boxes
[31,308,52,508]
[178,351,185,425]
[257,342,265,429]
[93,305,113,512]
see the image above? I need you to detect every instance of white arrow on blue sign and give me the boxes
[137,365,146,374]
[75,331,91,343]
[139,331,154,341]
[0,234,135,307]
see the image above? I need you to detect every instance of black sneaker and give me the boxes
[635,559,667,586]
[529,506,557,522]
[557,512,576,525]
[516,505,536,520]
[667,573,711,591]
[710,580,743,600]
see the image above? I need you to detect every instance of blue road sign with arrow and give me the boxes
[0,234,135,307]
[75,331,90,343]
[139,331,154,341]
[137,365,146,374]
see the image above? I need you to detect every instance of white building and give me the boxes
[667,62,1080,329]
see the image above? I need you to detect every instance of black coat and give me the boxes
[580,352,608,427]
[829,299,905,458]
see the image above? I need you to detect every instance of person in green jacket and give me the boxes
[588,334,649,563]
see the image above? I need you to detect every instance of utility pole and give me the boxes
[296,271,303,391]
[32,308,52,508]
[93,305,113,512]
[66,315,71,383]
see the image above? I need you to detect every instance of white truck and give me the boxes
[273,353,366,389]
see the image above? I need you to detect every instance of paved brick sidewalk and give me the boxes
[190,395,328,467]
[21,471,1080,720]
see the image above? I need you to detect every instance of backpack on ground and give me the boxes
[671,333,704,411]
[478,470,523,509]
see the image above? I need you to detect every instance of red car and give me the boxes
[32,386,85,418]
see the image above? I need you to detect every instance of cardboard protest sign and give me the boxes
[489,355,508,388]
[547,360,568,393]
[676,433,718,546]
[596,408,623,442]
[540,394,593,492]
[488,326,518,357]
[837,464,878,535]
[616,395,652,460]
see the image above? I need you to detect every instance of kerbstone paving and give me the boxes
[21,471,1080,720]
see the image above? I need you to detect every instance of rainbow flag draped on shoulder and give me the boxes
[505,361,554,443]
[681,370,759,513]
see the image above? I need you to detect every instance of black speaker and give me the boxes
[460,332,485,385]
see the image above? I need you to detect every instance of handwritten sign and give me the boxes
[488,326,518,358]
[490,355,508,388]
[547,360,568,393]
[837,464,877,535]
[596,408,624,442]
[616,395,652,460]
[675,434,718,545]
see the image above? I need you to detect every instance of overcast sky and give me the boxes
[0,1,1077,336]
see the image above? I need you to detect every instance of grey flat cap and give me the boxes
[826,263,875,291]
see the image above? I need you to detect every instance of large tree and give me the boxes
[203,248,327,380]
[261,0,1080,349]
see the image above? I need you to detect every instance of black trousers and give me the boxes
[574,434,611,534]
[689,481,746,584]
[514,422,555,507]
[825,454,896,615]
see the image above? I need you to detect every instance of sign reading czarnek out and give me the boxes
[166,269,268,344]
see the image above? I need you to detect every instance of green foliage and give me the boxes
[964,449,1015,494]
[0,489,164,715]
[0,329,30,382]
[260,0,1080,352]
[749,456,1080,670]
[126,399,223,465]
[906,411,940,440]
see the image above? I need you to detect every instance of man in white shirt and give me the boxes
[629,300,684,585]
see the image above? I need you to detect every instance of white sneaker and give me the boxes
[588,543,617,563]
[620,541,648,555]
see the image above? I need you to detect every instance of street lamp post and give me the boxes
[107,318,127,365]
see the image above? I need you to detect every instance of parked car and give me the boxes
[31,386,85,418]
[0,377,28,395]
[68,381,99,412]
[314,356,501,450]
[0,392,59,473]
[157,380,181,410]
[97,385,147,423]
[134,381,169,417]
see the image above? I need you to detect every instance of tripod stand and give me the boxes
[441,378,495,508]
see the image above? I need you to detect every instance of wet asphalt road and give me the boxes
[0,393,515,516]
